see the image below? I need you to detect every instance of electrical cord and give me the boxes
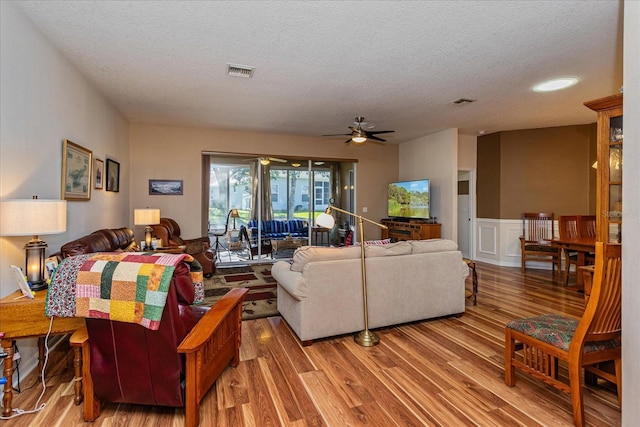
[0,316,54,420]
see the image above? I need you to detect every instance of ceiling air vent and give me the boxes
[227,63,255,78]
[450,98,476,105]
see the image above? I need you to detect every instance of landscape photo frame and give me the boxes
[149,179,184,195]
[62,139,92,201]
[106,159,120,192]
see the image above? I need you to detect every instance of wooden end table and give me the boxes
[272,238,304,254]
[0,289,85,416]
[463,258,478,305]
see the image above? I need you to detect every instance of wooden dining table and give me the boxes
[548,237,596,288]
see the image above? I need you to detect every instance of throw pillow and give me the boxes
[354,238,391,246]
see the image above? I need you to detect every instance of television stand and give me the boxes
[381,219,441,241]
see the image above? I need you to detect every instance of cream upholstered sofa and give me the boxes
[271,239,469,344]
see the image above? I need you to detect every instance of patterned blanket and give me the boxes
[46,252,204,330]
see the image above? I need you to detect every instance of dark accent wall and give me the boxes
[477,132,501,218]
[477,124,597,219]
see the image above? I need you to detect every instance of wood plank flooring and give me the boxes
[0,263,621,426]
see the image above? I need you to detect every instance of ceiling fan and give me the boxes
[323,116,395,145]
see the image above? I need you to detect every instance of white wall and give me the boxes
[0,2,130,373]
[399,129,458,240]
[622,1,639,423]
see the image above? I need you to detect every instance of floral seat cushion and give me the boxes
[506,313,620,354]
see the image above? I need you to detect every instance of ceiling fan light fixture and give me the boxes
[533,77,578,92]
[291,162,301,167]
[352,135,367,144]
[259,158,270,165]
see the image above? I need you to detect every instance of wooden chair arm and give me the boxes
[178,288,248,352]
[177,287,248,427]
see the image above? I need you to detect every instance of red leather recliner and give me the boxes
[151,218,216,277]
[70,260,247,426]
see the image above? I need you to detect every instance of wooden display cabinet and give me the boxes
[381,219,441,241]
[584,93,623,243]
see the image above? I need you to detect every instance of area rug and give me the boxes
[202,264,279,320]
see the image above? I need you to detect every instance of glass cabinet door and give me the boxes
[585,93,623,244]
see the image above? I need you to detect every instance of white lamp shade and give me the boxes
[134,208,160,225]
[316,212,335,229]
[0,199,67,236]
[133,209,160,225]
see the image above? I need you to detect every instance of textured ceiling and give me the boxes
[16,1,623,143]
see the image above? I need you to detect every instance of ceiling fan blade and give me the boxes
[367,130,395,135]
[344,139,352,144]
[367,135,387,142]
[269,157,287,163]
[322,133,351,137]
[348,126,360,132]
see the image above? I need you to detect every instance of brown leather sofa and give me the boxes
[61,228,247,426]
[60,227,137,257]
[151,218,216,277]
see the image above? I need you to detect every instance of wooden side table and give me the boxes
[463,258,478,305]
[0,289,85,416]
[311,227,330,246]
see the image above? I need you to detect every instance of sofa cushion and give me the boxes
[409,239,458,254]
[365,241,412,257]
[290,246,361,272]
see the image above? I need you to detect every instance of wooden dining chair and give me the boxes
[559,215,580,286]
[505,242,622,427]
[578,214,597,273]
[520,212,560,273]
[578,215,596,239]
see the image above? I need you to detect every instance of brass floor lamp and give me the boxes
[316,206,388,347]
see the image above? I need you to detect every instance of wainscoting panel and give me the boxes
[476,218,555,269]
[478,224,497,256]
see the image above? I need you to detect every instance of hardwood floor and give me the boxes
[1,263,621,426]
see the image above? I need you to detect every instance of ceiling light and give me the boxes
[351,130,367,144]
[259,158,270,165]
[352,136,367,144]
[291,162,301,167]
[533,77,578,92]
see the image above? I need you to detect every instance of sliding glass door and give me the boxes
[205,154,354,263]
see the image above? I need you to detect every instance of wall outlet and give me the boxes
[362,207,368,213]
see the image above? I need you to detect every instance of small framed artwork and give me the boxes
[106,159,120,192]
[149,179,184,195]
[94,158,104,189]
[62,139,92,201]
[44,256,60,281]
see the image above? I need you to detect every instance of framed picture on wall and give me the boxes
[94,158,104,189]
[106,159,120,192]
[149,179,183,195]
[61,139,92,201]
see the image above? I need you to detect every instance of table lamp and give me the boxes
[134,208,160,250]
[0,197,67,291]
[230,209,240,229]
[316,205,388,347]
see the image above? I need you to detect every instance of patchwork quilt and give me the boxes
[46,252,204,330]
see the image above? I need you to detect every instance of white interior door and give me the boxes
[457,171,472,259]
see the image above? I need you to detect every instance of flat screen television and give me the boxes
[387,179,430,220]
